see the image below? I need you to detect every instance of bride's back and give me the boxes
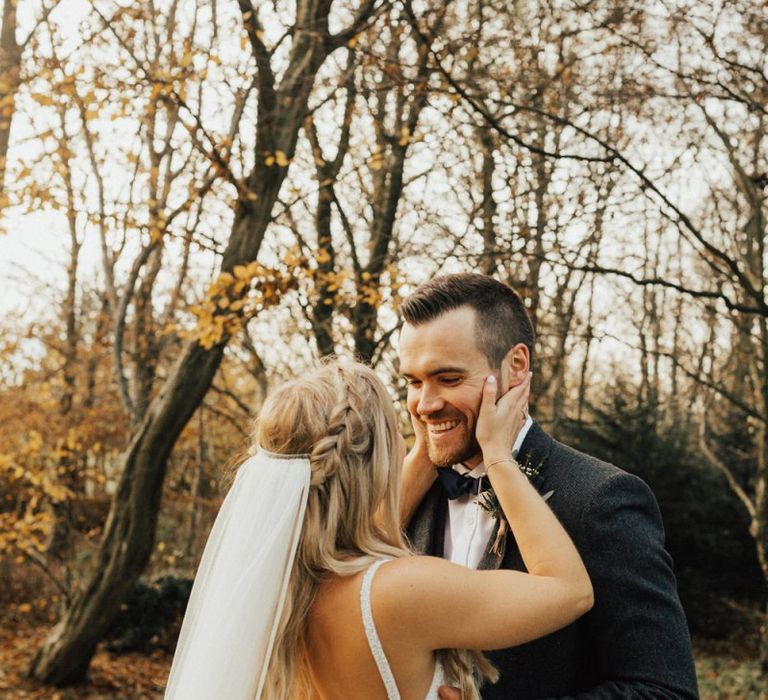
[307,563,439,700]
[256,360,425,699]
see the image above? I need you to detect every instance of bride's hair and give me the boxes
[255,358,496,699]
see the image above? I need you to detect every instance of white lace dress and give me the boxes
[361,559,446,700]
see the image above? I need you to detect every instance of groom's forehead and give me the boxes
[397,327,486,377]
[398,309,478,344]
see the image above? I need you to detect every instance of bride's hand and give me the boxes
[475,372,531,460]
[407,413,429,461]
[400,414,437,526]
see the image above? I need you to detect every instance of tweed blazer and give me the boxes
[406,422,699,699]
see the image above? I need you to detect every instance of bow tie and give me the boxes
[436,467,491,500]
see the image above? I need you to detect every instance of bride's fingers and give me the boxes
[496,372,532,414]
[478,375,499,419]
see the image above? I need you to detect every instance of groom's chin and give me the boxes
[427,439,479,469]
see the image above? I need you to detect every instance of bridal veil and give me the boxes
[165,450,310,699]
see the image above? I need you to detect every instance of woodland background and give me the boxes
[0,0,766,697]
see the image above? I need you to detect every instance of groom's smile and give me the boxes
[428,420,461,433]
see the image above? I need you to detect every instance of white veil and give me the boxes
[165,449,310,700]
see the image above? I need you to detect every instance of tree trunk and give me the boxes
[29,130,291,689]
[186,409,207,558]
[29,338,227,684]
[27,0,373,681]
[28,182,287,682]
[351,8,438,363]
[478,127,497,275]
[0,0,21,205]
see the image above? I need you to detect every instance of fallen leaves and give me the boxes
[0,614,171,699]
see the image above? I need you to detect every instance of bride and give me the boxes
[165,360,592,700]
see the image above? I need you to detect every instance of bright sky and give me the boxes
[0,0,736,391]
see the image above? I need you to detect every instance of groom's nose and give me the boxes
[416,384,444,416]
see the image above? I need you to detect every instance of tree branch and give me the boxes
[699,415,756,520]
[326,0,386,49]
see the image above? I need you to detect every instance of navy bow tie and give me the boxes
[436,467,491,499]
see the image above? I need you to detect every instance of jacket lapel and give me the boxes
[478,422,555,572]
[405,481,448,557]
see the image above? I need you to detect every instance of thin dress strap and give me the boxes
[360,559,400,700]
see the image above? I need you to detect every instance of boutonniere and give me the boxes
[477,455,552,557]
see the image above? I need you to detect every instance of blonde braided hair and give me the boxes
[253,358,495,699]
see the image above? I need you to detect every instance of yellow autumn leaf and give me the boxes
[369,148,383,171]
[275,150,289,167]
[316,249,332,264]
[179,50,194,68]
[30,93,55,106]
[399,126,410,146]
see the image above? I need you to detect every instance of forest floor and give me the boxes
[0,615,169,699]
[0,614,765,699]
[695,637,767,700]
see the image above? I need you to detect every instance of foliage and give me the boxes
[696,654,768,700]
[105,576,192,654]
[0,0,765,684]
[184,258,307,350]
[558,389,765,638]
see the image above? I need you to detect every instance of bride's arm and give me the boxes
[477,373,593,614]
[399,418,436,527]
[378,374,593,651]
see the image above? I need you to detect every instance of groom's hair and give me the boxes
[401,273,535,369]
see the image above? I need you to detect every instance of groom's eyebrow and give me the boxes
[402,366,467,378]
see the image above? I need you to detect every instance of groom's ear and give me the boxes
[501,343,530,390]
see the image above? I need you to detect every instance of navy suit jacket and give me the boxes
[406,423,699,699]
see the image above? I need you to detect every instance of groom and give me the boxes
[398,273,698,699]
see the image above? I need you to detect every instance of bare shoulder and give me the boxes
[376,554,475,592]
[374,555,462,604]
[372,556,495,630]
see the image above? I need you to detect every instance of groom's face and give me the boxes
[399,305,495,468]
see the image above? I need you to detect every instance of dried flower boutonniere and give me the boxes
[477,455,552,557]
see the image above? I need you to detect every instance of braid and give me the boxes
[309,375,371,487]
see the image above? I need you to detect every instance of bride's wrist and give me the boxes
[482,448,514,467]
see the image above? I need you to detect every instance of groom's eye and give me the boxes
[439,376,461,385]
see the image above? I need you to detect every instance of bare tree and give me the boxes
[29,0,385,684]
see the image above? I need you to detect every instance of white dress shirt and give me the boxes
[443,417,533,569]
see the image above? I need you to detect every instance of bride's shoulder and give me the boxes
[370,556,485,649]
[378,554,458,578]
[373,556,477,614]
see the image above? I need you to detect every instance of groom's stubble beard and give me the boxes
[425,422,482,467]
